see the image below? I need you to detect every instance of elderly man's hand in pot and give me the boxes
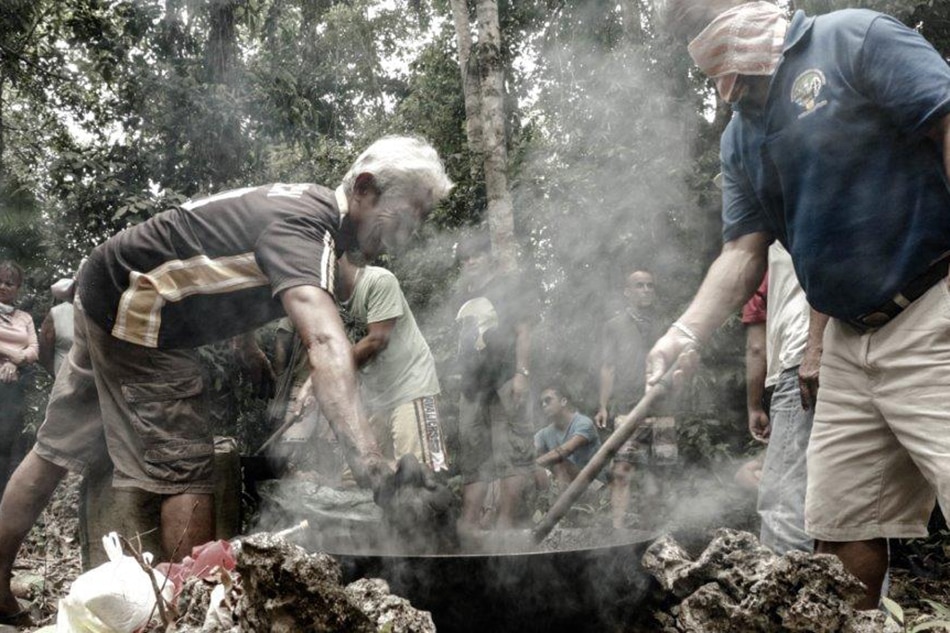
[374,454,459,553]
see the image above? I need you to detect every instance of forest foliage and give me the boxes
[2,0,948,455]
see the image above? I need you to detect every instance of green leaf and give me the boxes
[882,597,905,627]
[923,600,950,620]
[909,621,950,633]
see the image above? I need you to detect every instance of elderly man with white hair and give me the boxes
[652,0,950,609]
[0,135,452,626]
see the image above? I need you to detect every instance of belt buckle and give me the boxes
[858,311,892,328]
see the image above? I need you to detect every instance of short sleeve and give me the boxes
[255,214,338,298]
[741,273,769,325]
[721,137,770,243]
[364,272,405,324]
[569,416,599,444]
[858,15,950,134]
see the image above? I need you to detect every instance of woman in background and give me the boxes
[0,261,38,495]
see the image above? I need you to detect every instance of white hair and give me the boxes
[341,135,454,203]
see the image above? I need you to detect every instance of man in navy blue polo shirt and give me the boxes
[653,0,950,608]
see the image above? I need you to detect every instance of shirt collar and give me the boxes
[783,11,814,54]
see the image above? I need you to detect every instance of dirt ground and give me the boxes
[9,474,950,631]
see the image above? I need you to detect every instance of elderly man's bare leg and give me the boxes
[0,451,67,617]
[160,493,215,563]
[816,538,888,610]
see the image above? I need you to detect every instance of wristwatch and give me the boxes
[516,367,530,377]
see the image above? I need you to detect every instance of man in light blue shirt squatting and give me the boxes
[654,0,950,609]
[534,380,603,488]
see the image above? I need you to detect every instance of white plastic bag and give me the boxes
[56,532,173,633]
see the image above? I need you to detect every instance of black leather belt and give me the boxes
[846,254,950,333]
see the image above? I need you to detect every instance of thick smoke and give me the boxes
[247,5,753,629]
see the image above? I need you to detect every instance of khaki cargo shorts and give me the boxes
[35,297,214,495]
[805,278,950,541]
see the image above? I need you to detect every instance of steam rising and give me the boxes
[247,6,752,629]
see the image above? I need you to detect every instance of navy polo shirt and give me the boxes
[721,9,950,320]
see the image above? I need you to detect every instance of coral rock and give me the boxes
[234,533,374,633]
[345,578,436,633]
[643,528,880,633]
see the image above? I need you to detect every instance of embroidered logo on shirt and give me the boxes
[791,69,828,118]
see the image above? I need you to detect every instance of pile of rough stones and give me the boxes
[641,528,898,633]
[172,532,433,633]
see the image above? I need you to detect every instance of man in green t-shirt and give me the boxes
[290,255,448,473]
[339,256,447,472]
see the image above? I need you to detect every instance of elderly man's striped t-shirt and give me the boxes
[79,183,350,349]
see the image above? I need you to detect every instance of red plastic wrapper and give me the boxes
[156,539,236,595]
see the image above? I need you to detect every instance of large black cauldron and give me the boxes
[333,528,658,633]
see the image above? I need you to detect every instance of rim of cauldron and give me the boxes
[324,527,661,560]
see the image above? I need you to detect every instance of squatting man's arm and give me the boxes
[535,435,590,469]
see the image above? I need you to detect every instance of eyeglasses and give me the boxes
[633,282,655,289]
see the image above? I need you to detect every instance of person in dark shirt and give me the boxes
[455,233,537,531]
[596,269,676,528]
[0,136,452,624]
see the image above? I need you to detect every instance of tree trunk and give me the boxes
[620,0,646,43]
[0,74,5,174]
[448,0,483,176]
[473,0,516,271]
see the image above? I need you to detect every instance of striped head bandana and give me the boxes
[687,2,788,103]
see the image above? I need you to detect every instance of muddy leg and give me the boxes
[816,538,887,609]
[611,461,633,529]
[496,474,527,529]
[460,481,490,532]
[0,451,66,615]
[160,492,215,562]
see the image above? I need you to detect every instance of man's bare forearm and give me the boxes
[304,335,376,455]
[674,233,770,343]
[281,285,381,479]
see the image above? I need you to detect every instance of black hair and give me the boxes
[540,378,574,405]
